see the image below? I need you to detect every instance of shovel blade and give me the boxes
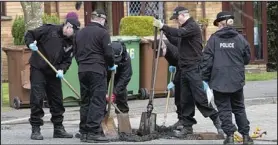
[101,115,119,140]
[117,113,132,134]
[138,112,157,135]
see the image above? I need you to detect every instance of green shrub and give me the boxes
[11,14,61,45]
[11,16,25,45]
[42,13,61,24]
[119,16,155,36]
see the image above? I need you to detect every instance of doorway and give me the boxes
[84,1,124,35]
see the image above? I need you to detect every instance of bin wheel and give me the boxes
[138,88,149,100]
[13,97,21,110]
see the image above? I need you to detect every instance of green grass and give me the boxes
[245,72,277,81]
[2,83,10,107]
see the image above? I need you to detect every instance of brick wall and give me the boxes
[58,2,85,27]
[1,2,24,81]
[204,2,222,40]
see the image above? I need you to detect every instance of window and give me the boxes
[253,1,263,60]
[1,2,6,16]
[127,2,164,20]
[229,2,245,28]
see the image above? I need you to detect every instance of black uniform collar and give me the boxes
[88,22,106,29]
[181,17,194,27]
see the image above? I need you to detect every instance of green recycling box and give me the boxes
[62,36,141,106]
[111,36,141,99]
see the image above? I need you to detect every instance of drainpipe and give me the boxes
[201,2,207,41]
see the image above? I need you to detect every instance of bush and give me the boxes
[42,13,61,24]
[11,16,25,45]
[119,16,155,36]
[11,14,61,45]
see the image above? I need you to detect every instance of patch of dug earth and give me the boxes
[75,125,198,142]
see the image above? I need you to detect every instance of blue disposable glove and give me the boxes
[108,65,118,71]
[203,81,209,91]
[56,70,64,79]
[29,42,38,51]
[169,66,176,73]
[167,82,175,90]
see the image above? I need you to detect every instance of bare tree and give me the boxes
[20,2,44,31]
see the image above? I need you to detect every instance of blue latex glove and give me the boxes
[169,66,176,73]
[108,65,118,71]
[56,70,64,79]
[167,82,175,90]
[203,81,209,91]
[29,42,38,51]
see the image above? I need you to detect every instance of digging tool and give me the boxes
[138,18,164,135]
[162,69,175,127]
[101,70,119,140]
[33,41,80,99]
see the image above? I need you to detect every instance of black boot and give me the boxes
[174,126,193,138]
[223,135,234,145]
[53,125,73,138]
[31,126,44,140]
[243,135,254,145]
[170,120,183,130]
[86,133,109,143]
[80,133,87,142]
[212,116,225,136]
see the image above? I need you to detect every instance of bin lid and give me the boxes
[111,36,141,42]
[2,45,29,52]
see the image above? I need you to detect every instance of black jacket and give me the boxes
[201,27,251,93]
[107,44,132,96]
[74,22,114,74]
[25,24,74,74]
[164,40,180,85]
[162,17,203,70]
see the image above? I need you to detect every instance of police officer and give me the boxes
[201,11,253,145]
[153,6,223,137]
[24,18,80,140]
[106,41,132,115]
[74,9,115,143]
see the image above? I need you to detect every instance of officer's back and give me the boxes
[205,26,250,92]
[75,22,113,74]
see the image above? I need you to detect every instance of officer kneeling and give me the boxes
[201,11,253,145]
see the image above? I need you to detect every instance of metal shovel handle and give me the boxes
[35,49,80,98]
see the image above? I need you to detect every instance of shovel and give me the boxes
[33,41,80,99]
[161,69,175,127]
[138,24,164,135]
[101,70,119,140]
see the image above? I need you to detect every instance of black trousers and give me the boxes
[78,72,107,135]
[29,67,65,126]
[173,70,182,120]
[180,67,218,127]
[213,89,250,136]
[114,90,129,114]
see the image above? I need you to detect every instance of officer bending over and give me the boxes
[106,41,132,115]
[201,11,253,145]
[24,18,80,140]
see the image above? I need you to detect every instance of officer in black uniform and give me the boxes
[24,18,80,140]
[106,41,132,114]
[201,11,253,145]
[74,9,115,143]
[153,6,223,137]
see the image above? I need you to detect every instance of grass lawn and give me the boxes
[245,71,277,81]
[1,72,276,107]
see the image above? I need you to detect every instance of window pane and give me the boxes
[230,2,245,28]
[253,1,263,60]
